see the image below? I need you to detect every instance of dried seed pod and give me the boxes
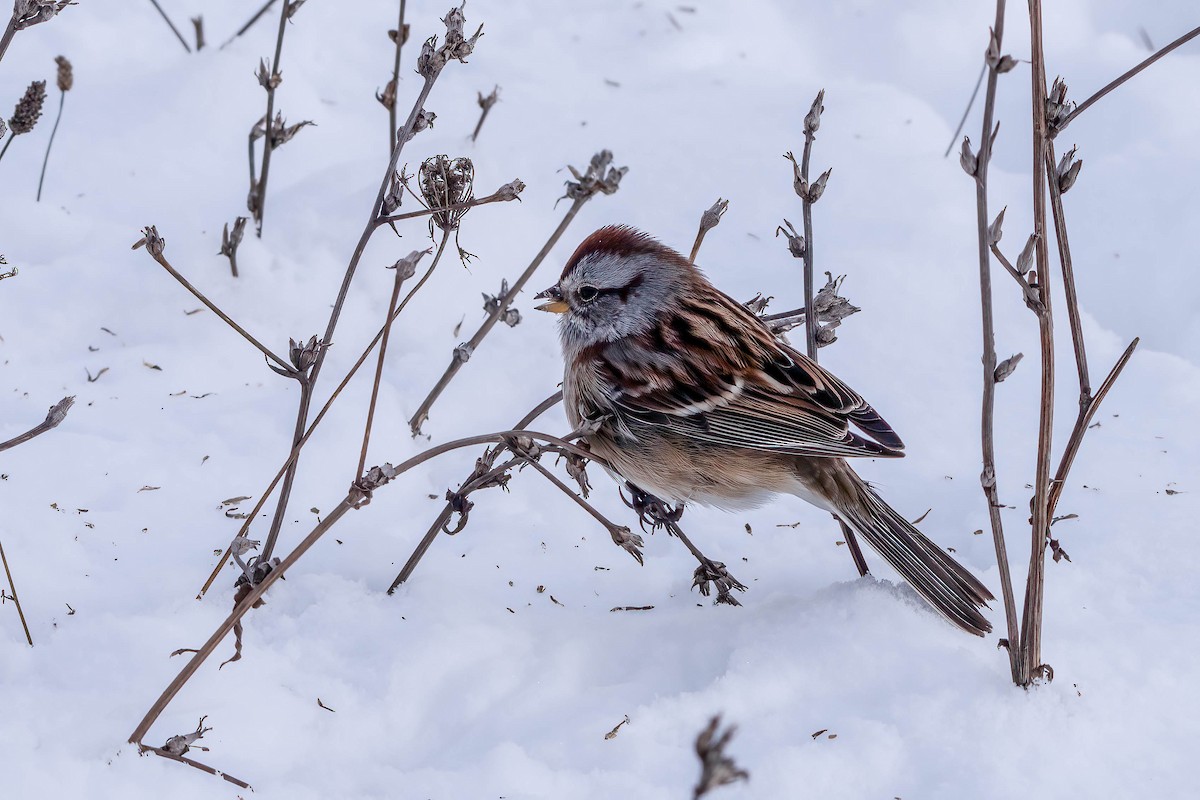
[562,149,628,201]
[959,136,977,177]
[269,113,314,150]
[699,198,729,234]
[494,178,525,202]
[804,89,825,135]
[8,80,47,135]
[1016,234,1037,276]
[808,168,832,203]
[1056,146,1083,193]
[988,206,1006,246]
[54,56,73,92]
[1046,77,1073,129]
[994,352,1023,383]
[419,155,475,232]
[376,79,397,111]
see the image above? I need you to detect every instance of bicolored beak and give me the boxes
[534,284,568,314]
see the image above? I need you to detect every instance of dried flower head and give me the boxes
[1046,77,1074,129]
[13,0,70,31]
[54,55,73,92]
[804,89,825,135]
[775,219,805,259]
[1056,145,1083,194]
[8,80,47,135]
[419,155,474,232]
[699,198,729,234]
[562,149,627,201]
[416,4,484,79]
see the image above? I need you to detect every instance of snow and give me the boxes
[2,1,1198,797]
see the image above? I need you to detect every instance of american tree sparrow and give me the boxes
[536,226,993,636]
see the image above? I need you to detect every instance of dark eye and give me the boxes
[578,285,599,302]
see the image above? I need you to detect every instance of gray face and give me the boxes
[554,251,682,353]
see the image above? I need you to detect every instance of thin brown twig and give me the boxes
[375,189,520,227]
[387,0,407,153]
[357,234,451,480]
[0,395,73,454]
[970,1,1020,683]
[688,198,728,264]
[798,101,820,360]
[148,0,192,53]
[1053,24,1200,138]
[131,232,292,372]
[944,62,988,158]
[138,745,251,790]
[250,0,292,237]
[1044,141,1090,400]
[219,0,279,50]
[0,539,33,646]
[389,391,563,592]
[1020,0,1055,686]
[36,88,65,202]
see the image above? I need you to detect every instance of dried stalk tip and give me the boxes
[1056,145,1083,193]
[804,89,825,135]
[387,248,431,279]
[285,0,307,19]
[808,168,832,203]
[495,178,525,202]
[416,4,484,79]
[54,56,73,92]
[562,149,628,201]
[419,155,475,232]
[775,219,805,259]
[988,206,1006,246]
[388,24,411,45]
[287,335,322,373]
[1046,77,1074,129]
[132,225,166,257]
[959,136,978,176]
[400,108,436,143]
[8,80,47,135]
[693,716,749,799]
[477,85,500,111]
[376,79,397,111]
[219,216,248,258]
[994,352,1023,383]
[12,0,70,31]
[699,198,729,233]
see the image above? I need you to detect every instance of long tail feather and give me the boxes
[833,469,993,636]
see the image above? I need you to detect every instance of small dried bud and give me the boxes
[255,58,281,90]
[808,168,832,203]
[381,168,408,215]
[387,248,430,280]
[988,207,1006,246]
[388,25,411,45]
[13,0,69,31]
[8,80,46,135]
[285,0,306,19]
[494,179,525,202]
[1016,233,1037,275]
[452,342,474,364]
[400,108,436,143]
[416,5,483,78]
[419,155,475,232]
[699,198,729,234]
[288,335,323,372]
[994,352,1023,383]
[803,89,825,135]
[477,85,500,112]
[132,225,166,258]
[783,151,807,198]
[1046,77,1073,129]
[562,149,628,201]
[1056,145,1083,193]
[984,28,1017,74]
[775,219,805,259]
[959,136,977,177]
[269,113,315,150]
[482,280,521,327]
[376,79,397,111]
[219,216,248,258]
[743,293,772,315]
[54,55,73,92]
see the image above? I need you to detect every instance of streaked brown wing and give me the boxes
[595,285,905,459]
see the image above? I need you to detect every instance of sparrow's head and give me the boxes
[535,225,692,350]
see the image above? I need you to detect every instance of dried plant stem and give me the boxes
[971,0,1020,682]
[199,242,444,596]
[252,70,442,564]
[376,189,518,227]
[259,379,314,562]
[139,745,251,790]
[133,428,591,748]
[798,128,818,360]
[0,18,16,66]
[251,0,291,237]
[1053,24,1200,138]
[1044,141,1090,400]
[387,0,407,153]
[0,539,33,646]
[136,245,292,373]
[1020,0,1055,686]
[357,233,451,479]
[0,132,15,163]
[148,0,192,53]
[408,195,590,435]
[0,396,73,453]
[35,90,65,202]
[219,0,279,50]
[389,391,562,591]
